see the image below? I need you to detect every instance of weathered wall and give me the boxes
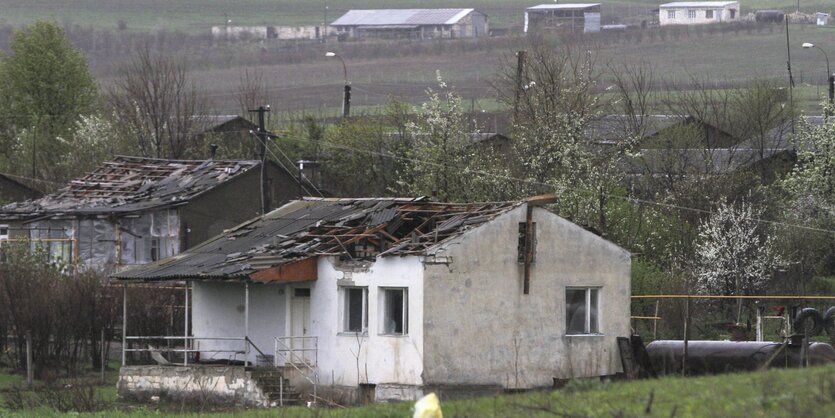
[312,256,424,393]
[181,163,302,249]
[118,365,269,407]
[191,281,286,364]
[422,205,631,388]
[452,12,488,38]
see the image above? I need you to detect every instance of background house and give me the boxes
[114,196,631,404]
[524,4,602,34]
[0,173,42,204]
[331,9,488,40]
[659,1,740,26]
[0,155,311,271]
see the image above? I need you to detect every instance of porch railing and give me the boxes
[274,336,319,406]
[123,336,264,367]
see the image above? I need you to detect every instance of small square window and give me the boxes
[566,288,600,335]
[667,10,676,19]
[341,287,368,333]
[705,10,714,19]
[379,288,408,335]
[688,10,696,19]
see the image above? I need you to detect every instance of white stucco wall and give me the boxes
[659,3,739,26]
[312,256,424,390]
[422,205,631,388]
[192,281,286,364]
[190,257,424,393]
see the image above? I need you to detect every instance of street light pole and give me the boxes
[325,51,350,119]
[802,42,834,117]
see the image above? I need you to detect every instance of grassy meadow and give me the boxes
[2,364,835,417]
[0,0,832,33]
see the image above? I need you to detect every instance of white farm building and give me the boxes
[330,8,488,40]
[659,1,740,26]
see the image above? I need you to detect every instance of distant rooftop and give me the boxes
[527,4,601,11]
[659,2,738,8]
[0,156,263,219]
[331,9,478,26]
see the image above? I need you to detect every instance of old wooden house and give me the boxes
[0,155,310,271]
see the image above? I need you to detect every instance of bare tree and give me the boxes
[109,46,207,159]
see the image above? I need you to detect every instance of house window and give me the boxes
[566,288,600,335]
[688,10,696,19]
[667,10,676,19]
[150,238,160,261]
[517,222,536,263]
[341,287,368,333]
[379,288,408,335]
[0,225,8,241]
[705,10,714,19]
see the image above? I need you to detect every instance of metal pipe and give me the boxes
[184,281,189,366]
[244,282,249,367]
[122,284,127,366]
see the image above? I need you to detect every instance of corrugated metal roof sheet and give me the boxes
[331,9,477,26]
[0,156,262,220]
[112,197,520,282]
[659,2,738,8]
[527,4,601,11]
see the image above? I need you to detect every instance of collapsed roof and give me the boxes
[112,197,520,282]
[0,155,262,220]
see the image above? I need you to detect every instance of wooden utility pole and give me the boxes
[249,106,271,215]
[514,50,526,119]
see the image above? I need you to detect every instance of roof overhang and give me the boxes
[249,257,318,283]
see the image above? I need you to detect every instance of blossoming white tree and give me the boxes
[694,199,778,322]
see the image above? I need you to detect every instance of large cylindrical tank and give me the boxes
[646,340,835,375]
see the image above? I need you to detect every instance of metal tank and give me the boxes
[646,340,835,375]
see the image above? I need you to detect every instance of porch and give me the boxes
[118,280,319,406]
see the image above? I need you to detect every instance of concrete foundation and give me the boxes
[118,365,270,407]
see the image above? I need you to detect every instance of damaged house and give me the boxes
[113,195,630,405]
[0,155,308,271]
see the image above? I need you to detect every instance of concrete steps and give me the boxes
[251,368,303,406]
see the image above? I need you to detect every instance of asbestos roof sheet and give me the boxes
[112,197,520,282]
[527,4,601,11]
[331,9,476,26]
[0,155,260,220]
[659,2,738,8]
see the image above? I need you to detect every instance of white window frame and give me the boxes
[378,287,408,336]
[705,9,714,19]
[667,10,676,19]
[340,286,368,334]
[565,287,601,335]
[0,225,8,241]
[688,10,697,19]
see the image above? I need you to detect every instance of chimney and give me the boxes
[209,144,218,160]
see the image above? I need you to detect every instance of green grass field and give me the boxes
[0,0,831,32]
[2,364,835,417]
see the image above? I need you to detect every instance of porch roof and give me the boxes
[112,197,520,282]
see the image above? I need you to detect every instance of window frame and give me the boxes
[667,10,676,19]
[565,287,601,336]
[705,9,714,19]
[340,286,368,334]
[687,9,697,19]
[378,287,409,336]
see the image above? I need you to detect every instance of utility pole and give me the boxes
[514,50,526,120]
[249,105,271,215]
